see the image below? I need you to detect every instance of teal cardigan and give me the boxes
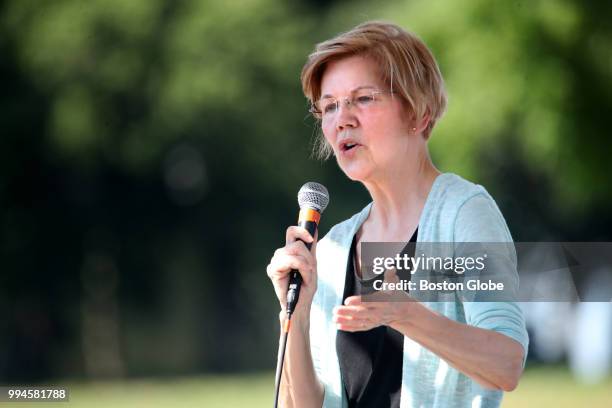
[310,173,529,408]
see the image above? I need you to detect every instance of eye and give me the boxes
[355,94,376,105]
[322,100,338,114]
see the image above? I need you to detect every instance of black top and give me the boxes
[336,229,418,408]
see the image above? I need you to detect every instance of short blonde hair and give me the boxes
[301,21,447,159]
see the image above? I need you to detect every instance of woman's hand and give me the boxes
[333,268,415,331]
[266,226,318,319]
[333,294,416,331]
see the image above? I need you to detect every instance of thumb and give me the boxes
[311,229,319,257]
[384,267,400,284]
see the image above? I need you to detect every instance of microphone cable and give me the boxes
[273,310,292,408]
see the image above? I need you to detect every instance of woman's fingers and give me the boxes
[267,226,320,315]
[267,252,314,284]
[333,299,372,331]
[284,240,315,258]
[334,313,376,331]
[344,295,362,306]
[285,226,314,246]
[333,295,402,331]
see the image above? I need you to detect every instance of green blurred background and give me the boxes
[1,0,611,406]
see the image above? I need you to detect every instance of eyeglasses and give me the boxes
[310,88,394,120]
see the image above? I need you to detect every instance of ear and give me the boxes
[414,109,431,136]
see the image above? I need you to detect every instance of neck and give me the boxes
[361,149,440,240]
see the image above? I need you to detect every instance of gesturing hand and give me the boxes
[333,268,416,331]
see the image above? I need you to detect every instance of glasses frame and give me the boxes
[309,89,395,120]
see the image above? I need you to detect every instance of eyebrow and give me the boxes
[320,85,379,100]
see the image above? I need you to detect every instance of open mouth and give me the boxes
[341,142,359,152]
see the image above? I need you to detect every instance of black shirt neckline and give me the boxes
[336,228,418,408]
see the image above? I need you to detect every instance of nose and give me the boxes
[335,100,358,132]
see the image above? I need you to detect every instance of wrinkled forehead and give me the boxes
[318,54,387,98]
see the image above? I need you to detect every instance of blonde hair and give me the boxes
[301,21,447,159]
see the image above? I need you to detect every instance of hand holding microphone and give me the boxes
[266,182,330,319]
[268,182,330,408]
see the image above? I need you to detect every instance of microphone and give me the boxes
[274,182,329,408]
[286,182,330,316]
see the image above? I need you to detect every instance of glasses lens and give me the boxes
[318,98,337,116]
[353,90,377,106]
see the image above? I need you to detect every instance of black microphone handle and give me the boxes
[286,218,318,315]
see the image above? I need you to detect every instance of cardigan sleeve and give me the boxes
[453,193,530,366]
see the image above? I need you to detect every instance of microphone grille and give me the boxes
[297,182,330,213]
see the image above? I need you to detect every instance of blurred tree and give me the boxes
[0,0,326,379]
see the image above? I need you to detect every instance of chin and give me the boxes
[338,162,372,182]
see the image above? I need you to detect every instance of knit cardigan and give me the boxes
[310,173,529,408]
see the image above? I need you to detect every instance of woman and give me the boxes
[267,21,528,408]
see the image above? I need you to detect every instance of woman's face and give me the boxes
[319,54,415,182]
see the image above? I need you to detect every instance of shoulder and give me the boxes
[432,173,487,205]
[449,175,513,242]
[424,173,513,242]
